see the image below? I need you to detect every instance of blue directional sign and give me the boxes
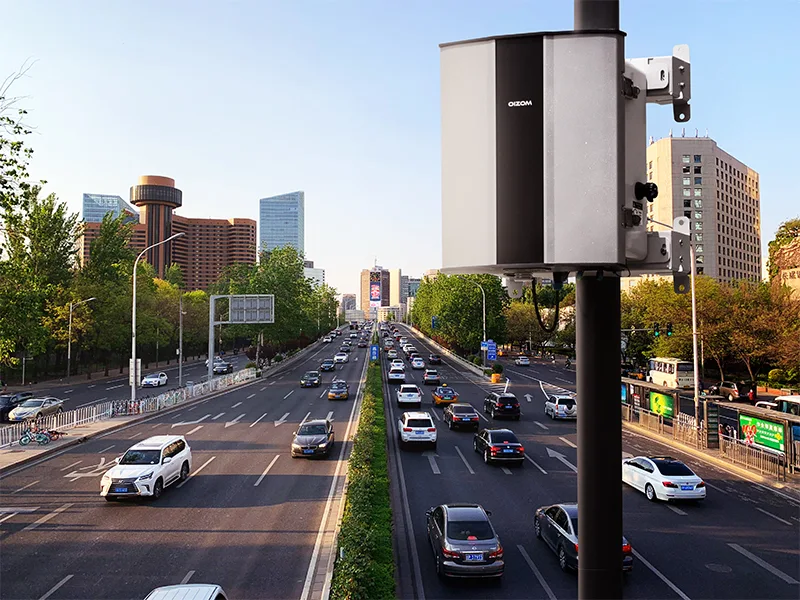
[486,340,497,361]
[370,345,380,361]
[480,341,488,351]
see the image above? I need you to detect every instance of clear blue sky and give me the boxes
[2,0,797,295]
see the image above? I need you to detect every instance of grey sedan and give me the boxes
[426,503,504,578]
[7,397,64,422]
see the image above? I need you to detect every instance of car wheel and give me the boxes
[473,439,479,453]
[448,419,453,430]
[534,518,542,539]
[484,450,491,464]
[57,407,64,414]
[558,545,569,572]
[179,462,190,481]
[727,394,734,402]
[152,478,163,500]
[645,483,657,502]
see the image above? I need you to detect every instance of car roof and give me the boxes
[552,394,575,400]
[144,584,225,600]
[130,435,185,450]
[557,503,579,518]
[403,411,431,419]
[444,504,488,522]
[301,419,329,426]
[649,456,683,465]
[321,358,334,362]
[450,403,475,410]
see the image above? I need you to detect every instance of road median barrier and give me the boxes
[330,362,395,600]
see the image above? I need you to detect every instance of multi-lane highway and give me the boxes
[0,332,367,600]
[387,324,800,600]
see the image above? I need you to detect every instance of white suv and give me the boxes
[544,395,577,420]
[396,384,423,408]
[398,411,437,448]
[101,435,192,501]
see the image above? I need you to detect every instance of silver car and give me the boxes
[426,503,504,578]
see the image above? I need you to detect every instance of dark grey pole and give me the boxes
[575,0,619,30]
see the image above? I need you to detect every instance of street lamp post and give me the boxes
[179,293,186,386]
[690,243,701,428]
[131,233,184,403]
[67,297,96,379]
[470,281,487,367]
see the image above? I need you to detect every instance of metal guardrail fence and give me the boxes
[0,368,257,449]
[620,404,665,435]
[719,434,786,481]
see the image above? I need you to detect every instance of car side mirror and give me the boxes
[425,509,433,517]
[162,456,173,464]
[292,431,297,436]
[485,510,492,516]
[114,456,121,464]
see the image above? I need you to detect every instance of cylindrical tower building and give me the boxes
[130,175,182,277]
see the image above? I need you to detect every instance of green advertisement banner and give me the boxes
[739,414,785,453]
[649,391,674,419]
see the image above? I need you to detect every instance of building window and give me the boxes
[694,166,702,174]
[695,233,703,242]
[694,155,702,163]
[682,177,690,186]
[694,177,702,185]
[694,221,703,231]
[683,188,691,197]
[695,245,703,254]
[694,189,702,197]
[682,155,691,164]
[694,199,703,208]
[684,210,691,219]
[696,255,704,264]
[648,171,653,181]
[682,166,691,174]
[694,211,703,220]
[683,199,691,208]
[648,161,652,170]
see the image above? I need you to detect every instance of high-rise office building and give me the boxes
[303,260,325,286]
[82,193,139,224]
[360,267,390,311]
[389,269,404,307]
[340,294,357,311]
[259,191,305,255]
[646,136,761,283]
[407,277,421,297]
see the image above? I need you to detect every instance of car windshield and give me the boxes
[437,388,455,397]
[331,382,346,390]
[446,520,494,541]
[407,419,432,428]
[570,517,578,535]
[654,461,694,476]
[558,398,576,408]
[19,399,45,408]
[120,449,161,465]
[489,432,519,444]
[303,372,319,378]
[0,396,13,406]
[298,424,327,436]
[452,405,475,414]
[322,360,333,365]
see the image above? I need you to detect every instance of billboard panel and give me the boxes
[369,271,381,308]
[739,414,785,454]
[648,391,674,419]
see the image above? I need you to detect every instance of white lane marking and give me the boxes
[555,377,572,383]
[211,412,225,420]
[22,503,73,532]
[38,574,74,600]
[546,447,577,472]
[319,389,328,398]
[518,545,557,600]
[246,393,256,399]
[475,408,489,422]
[172,413,185,420]
[186,405,198,412]
[300,411,311,424]
[274,412,290,426]
[326,411,334,422]
[430,408,441,421]
[704,482,728,494]
[534,421,549,431]
[423,451,441,475]
[185,425,203,436]
[177,456,216,488]
[9,482,39,496]
[666,504,687,516]
[632,549,692,599]
[172,414,211,428]
[559,436,577,449]
[0,506,39,514]
[97,445,115,454]
[755,507,793,526]
[250,413,268,427]
[60,461,82,472]
[278,375,285,380]
[0,512,19,523]
[180,570,195,585]
[254,455,281,487]
[232,401,243,408]
[127,430,144,440]
[525,454,548,474]
[284,390,295,400]
[454,446,475,474]
[105,384,124,390]
[151,423,162,429]
[260,386,266,391]
[62,390,74,395]
[728,543,799,584]
[224,414,246,428]
[87,385,96,388]
[501,467,513,475]
[269,381,276,386]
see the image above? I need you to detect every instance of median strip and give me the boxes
[330,362,395,600]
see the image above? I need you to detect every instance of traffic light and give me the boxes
[653,323,660,337]
[666,323,673,336]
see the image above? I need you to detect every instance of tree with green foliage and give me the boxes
[504,301,554,351]
[767,217,800,280]
[164,263,185,289]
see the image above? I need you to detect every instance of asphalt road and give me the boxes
[0,330,368,600]
[387,324,800,600]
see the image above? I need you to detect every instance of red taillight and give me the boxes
[622,543,632,554]
[442,548,459,559]
[452,416,461,421]
[490,446,501,454]
[403,427,412,432]
[427,427,436,432]
[662,481,679,488]
[518,446,525,453]
[574,543,579,553]
[696,481,705,488]
[488,544,504,559]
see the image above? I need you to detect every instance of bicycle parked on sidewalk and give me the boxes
[18,422,53,446]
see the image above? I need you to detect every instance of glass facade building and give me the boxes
[81,193,139,223]
[259,191,305,254]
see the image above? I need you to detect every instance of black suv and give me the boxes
[483,392,521,420]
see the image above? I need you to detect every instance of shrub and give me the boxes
[472,356,483,366]
[768,368,786,384]
[786,368,799,384]
[244,361,257,369]
[492,363,504,374]
[274,354,284,363]
[483,368,494,377]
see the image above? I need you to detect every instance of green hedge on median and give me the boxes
[330,362,395,600]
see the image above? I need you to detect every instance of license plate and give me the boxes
[303,449,314,454]
[415,431,425,435]
[113,487,128,493]
[681,485,693,491]
[465,553,483,562]
[505,405,513,409]
[503,448,514,453]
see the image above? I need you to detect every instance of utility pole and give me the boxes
[690,243,701,427]
[574,2,623,599]
[178,293,184,386]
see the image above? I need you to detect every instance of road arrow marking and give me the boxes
[423,451,441,475]
[274,412,290,427]
[211,412,225,420]
[525,393,533,402]
[326,411,334,422]
[65,458,109,481]
[172,414,211,428]
[546,447,577,472]
[225,413,246,428]
[534,421,549,430]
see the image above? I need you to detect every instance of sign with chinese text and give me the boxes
[648,391,674,419]
[739,414,785,453]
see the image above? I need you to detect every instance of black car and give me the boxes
[300,370,321,387]
[339,345,352,353]
[291,419,334,458]
[426,503,504,579]
[443,403,480,431]
[320,359,336,372]
[483,392,521,420]
[429,354,442,365]
[358,340,368,348]
[213,361,233,374]
[473,428,525,465]
[534,503,634,573]
[0,392,34,422]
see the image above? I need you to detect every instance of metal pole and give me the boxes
[475,283,487,367]
[690,244,700,426]
[22,356,26,386]
[179,293,184,386]
[67,302,73,379]
[576,273,622,600]
[156,327,159,367]
[207,295,215,382]
[575,0,619,30]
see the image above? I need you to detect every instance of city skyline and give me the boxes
[2,1,797,294]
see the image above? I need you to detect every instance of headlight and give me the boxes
[291,443,301,449]
[318,442,328,448]
[101,475,111,484]
[136,471,154,481]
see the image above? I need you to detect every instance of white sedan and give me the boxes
[322,336,332,343]
[515,356,531,366]
[141,372,168,387]
[622,456,706,502]
[333,352,349,364]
